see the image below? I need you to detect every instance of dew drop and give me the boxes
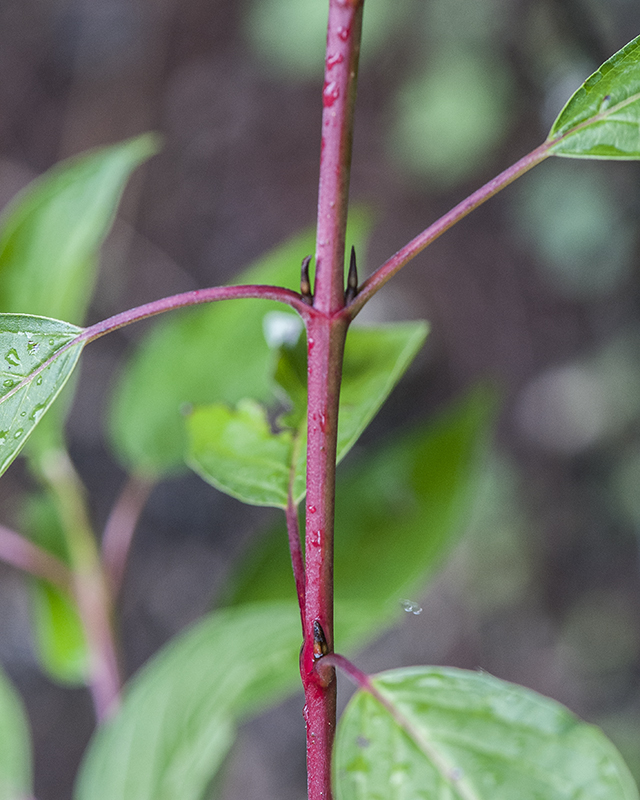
[3,379,15,389]
[29,403,47,422]
[19,411,26,417]
[319,413,326,433]
[337,25,350,41]
[323,80,340,107]
[311,530,322,547]
[13,428,24,439]
[400,598,422,615]
[326,52,344,70]
[27,340,40,355]
[36,376,43,386]
[49,339,55,346]
[4,348,20,367]
[307,505,316,514]
[0,431,7,445]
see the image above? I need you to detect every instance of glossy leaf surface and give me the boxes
[0,134,158,323]
[549,35,640,158]
[187,399,294,507]
[186,321,428,508]
[226,390,492,646]
[75,602,301,800]
[109,211,372,477]
[0,316,84,477]
[334,666,639,799]
[0,666,32,800]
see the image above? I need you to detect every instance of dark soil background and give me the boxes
[1,0,640,798]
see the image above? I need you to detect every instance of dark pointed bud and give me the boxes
[312,619,329,660]
[300,255,313,304]
[345,245,358,303]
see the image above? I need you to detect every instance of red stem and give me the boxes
[302,3,363,799]
[101,475,155,597]
[344,141,552,319]
[286,489,306,626]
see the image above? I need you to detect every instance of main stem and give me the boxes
[301,2,363,799]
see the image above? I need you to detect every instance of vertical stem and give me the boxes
[39,449,121,721]
[313,0,364,315]
[303,2,364,799]
[302,314,348,800]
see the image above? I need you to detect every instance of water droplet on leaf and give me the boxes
[2,379,14,388]
[27,340,40,355]
[400,599,422,615]
[4,349,19,367]
[13,428,23,439]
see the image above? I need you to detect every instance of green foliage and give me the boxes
[0,315,84,476]
[334,667,639,799]
[0,134,158,323]
[21,493,89,684]
[186,321,428,508]
[108,212,372,477]
[188,399,295,508]
[0,135,157,458]
[549,34,640,158]
[227,389,493,646]
[0,666,32,800]
[513,160,635,299]
[75,602,301,800]
[244,0,401,80]
[392,47,513,186]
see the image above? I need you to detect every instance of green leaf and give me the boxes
[108,209,373,477]
[0,315,84,477]
[334,666,639,799]
[75,602,302,800]
[0,134,157,460]
[185,321,428,509]
[548,35,640,159]
[0,134,159,322]
[21,493,89,685]
[0,665,32,800]
[225,389,493,646]
[187,399,295,508]
[29,583,88,684]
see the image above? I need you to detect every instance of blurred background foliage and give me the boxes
[1,0,640,798]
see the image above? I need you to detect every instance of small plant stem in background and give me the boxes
[0,523,73,592]
[101,475,155,597]
[286,488,306,625]
[302,2,364,799]
[346,141,552,318]
[39,449,121,721]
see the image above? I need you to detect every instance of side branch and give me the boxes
[345,141,552,318]
[83,284,314,344]
[0,523,73,592]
